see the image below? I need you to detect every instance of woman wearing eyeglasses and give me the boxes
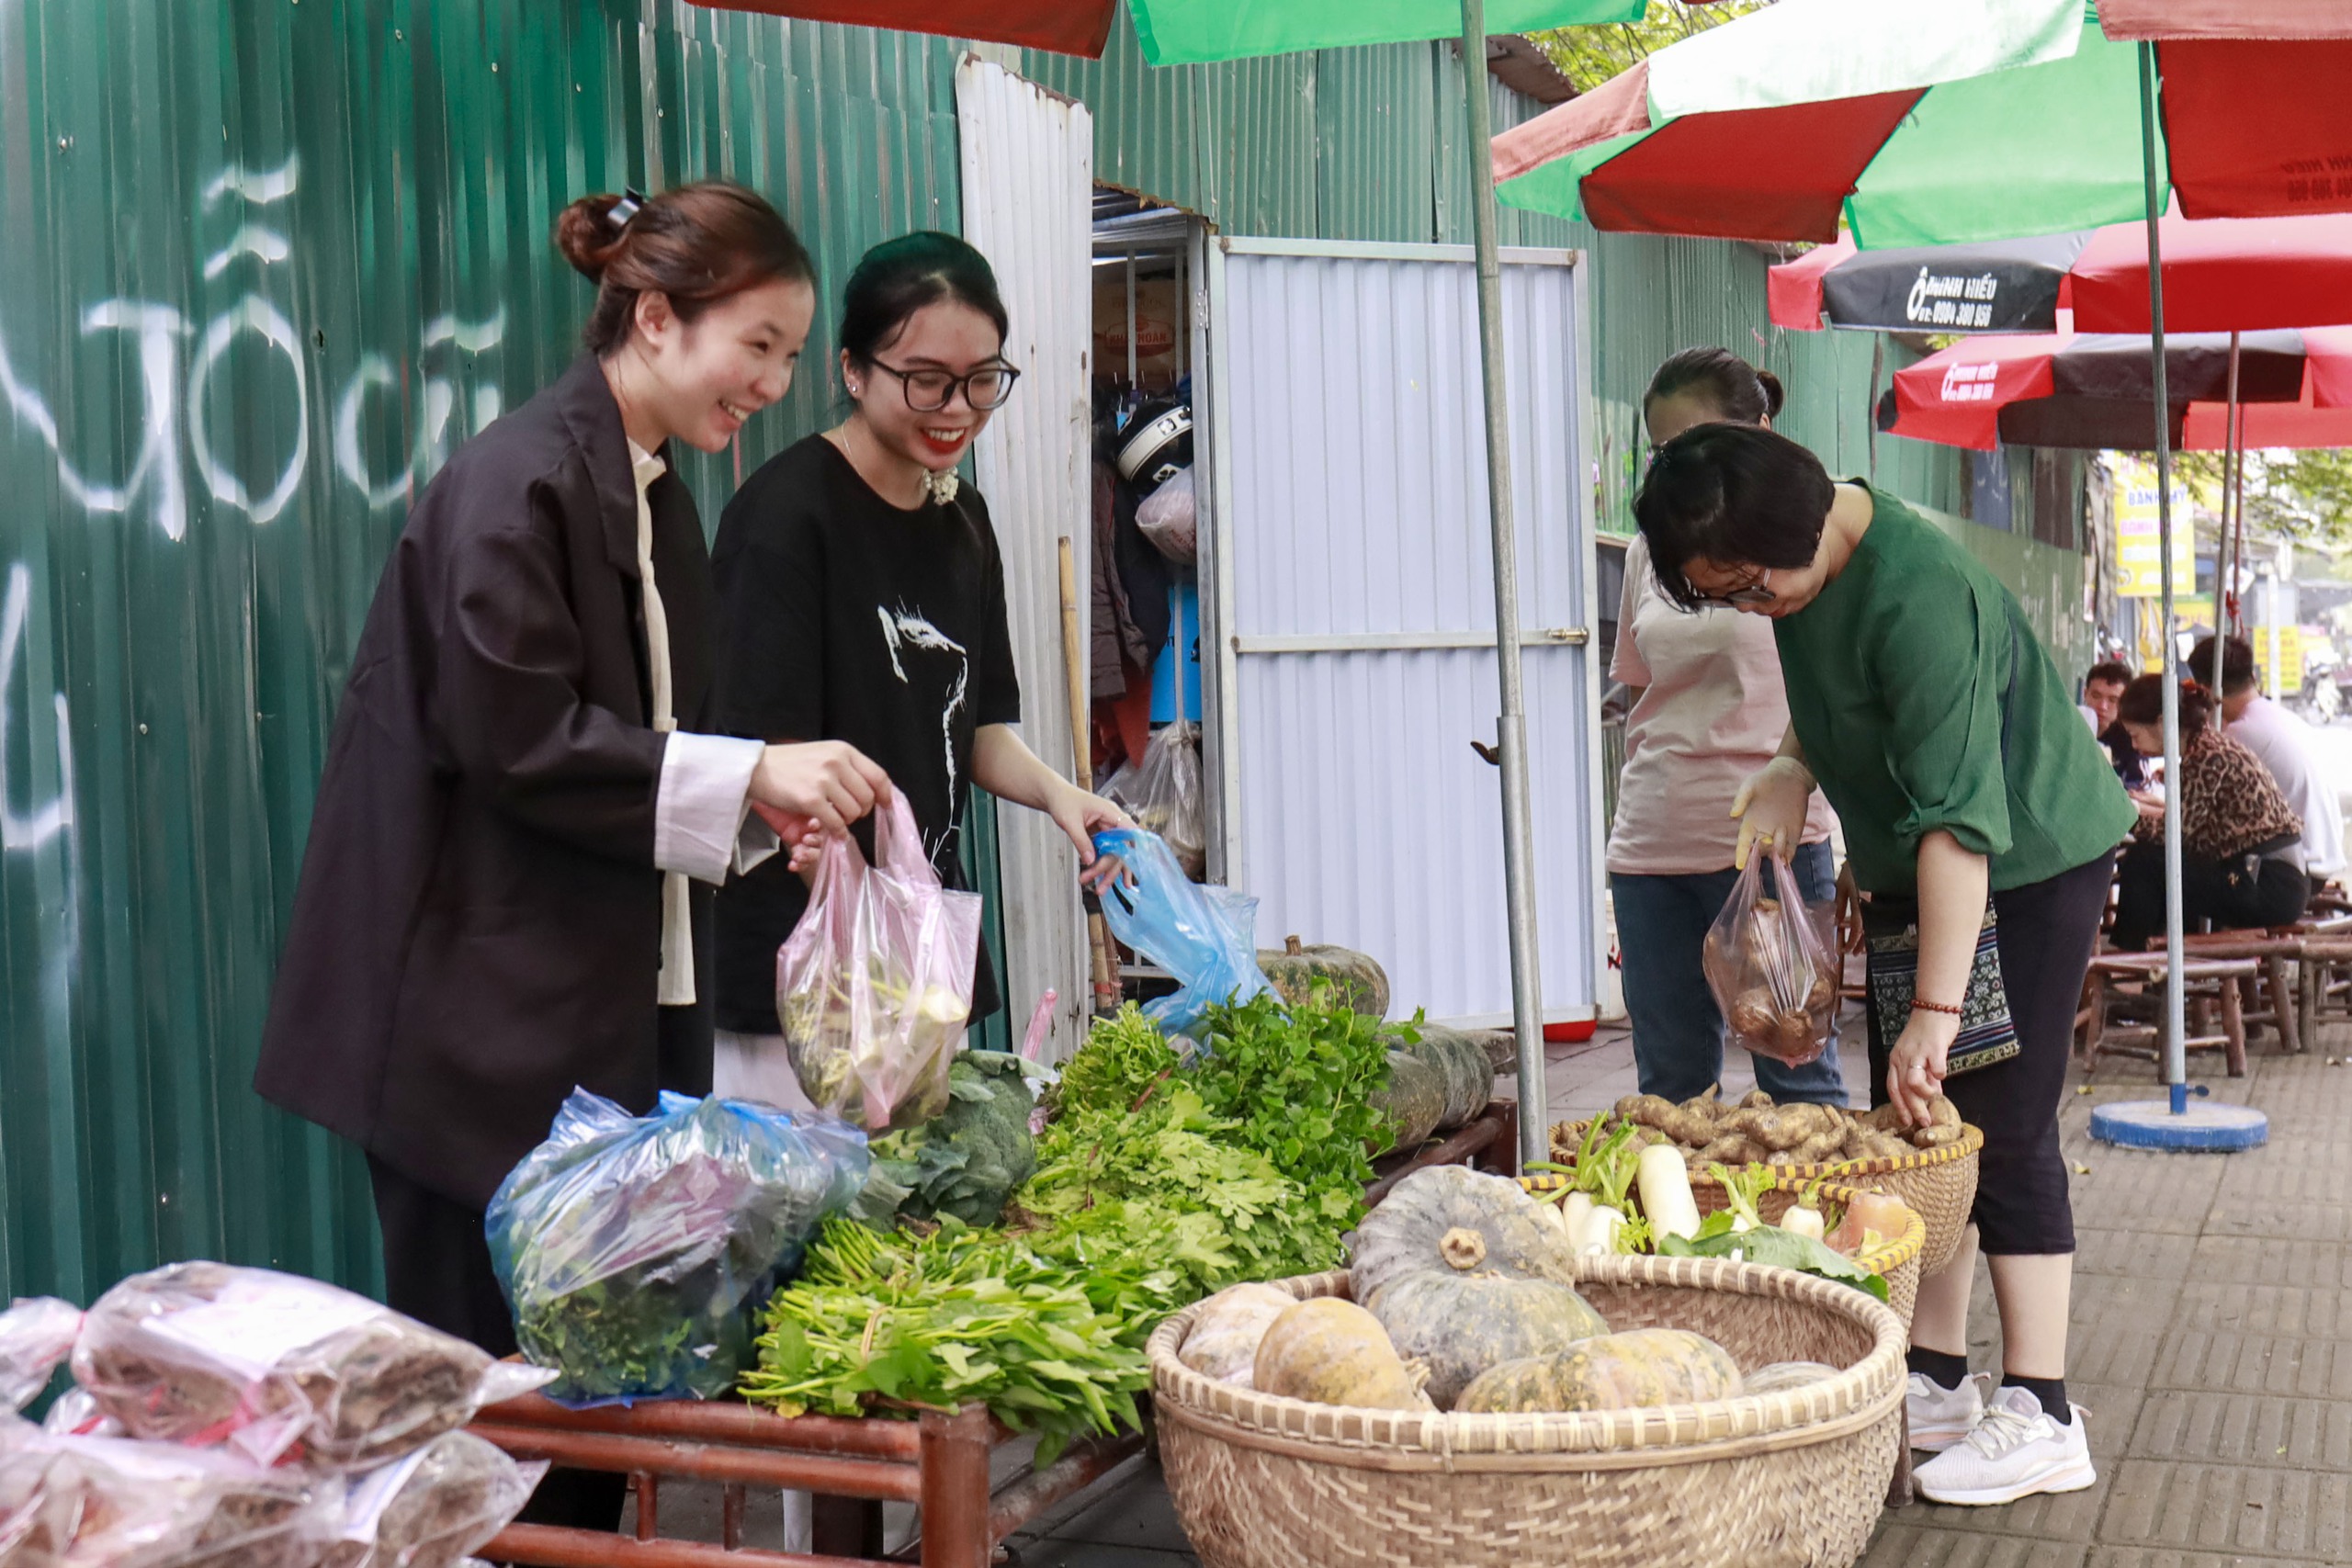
[1609,349,1846,1109]
[1636,422,2134,1508]
[707,232,1125,1100]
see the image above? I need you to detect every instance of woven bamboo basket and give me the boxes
[1516,1173,1924,1327]
[1149,1256,1905,1568]
[1549,1116,1983,1276]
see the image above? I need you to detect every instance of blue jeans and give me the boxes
[1611,840,1848,1105]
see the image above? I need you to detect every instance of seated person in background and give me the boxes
[2189,635,2345,895]
[2081,660,2144,790]
[2109,674,2307,948]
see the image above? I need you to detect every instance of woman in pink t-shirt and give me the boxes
[1609,348,1845,1104]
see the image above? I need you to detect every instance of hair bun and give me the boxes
[554,194,629,282]
[1754,367,1786,419]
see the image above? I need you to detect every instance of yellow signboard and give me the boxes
[2255,624,2306,695]
[2112,458,2195,599]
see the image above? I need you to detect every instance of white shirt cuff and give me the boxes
[656,732,767,885]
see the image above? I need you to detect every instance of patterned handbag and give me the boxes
[1860,897,2018,1077]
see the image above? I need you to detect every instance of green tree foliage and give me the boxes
[1527,1,1774,93]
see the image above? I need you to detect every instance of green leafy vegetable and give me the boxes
[1706,1162,1778,1233]
[1657,1225,1892,1303]
[744,1219,1181,1464]
[1019,1082,1344,1296]
[1186,991,1391,1234]
[854,1052,1038,1227]
[1046,1003,1182,1117]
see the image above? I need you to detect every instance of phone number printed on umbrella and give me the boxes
[1906,267,2001,330]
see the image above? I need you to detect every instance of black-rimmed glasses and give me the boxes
[867,357,1023,412]
[1685,568,1776,611]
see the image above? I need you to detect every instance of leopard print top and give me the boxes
[2132,728,2302,862]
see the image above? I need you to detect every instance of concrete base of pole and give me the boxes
[2091,1099,2268,1152]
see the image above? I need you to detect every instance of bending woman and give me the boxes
[710,232,1125,1100]
[2109,674,2305,947]
[1611,348,1844,1105]
[1635,424,2134,1508]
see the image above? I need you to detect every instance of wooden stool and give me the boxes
[2079,953,2260,1077]
[2295,935,2352,1046]
[2175,931,2308,1055]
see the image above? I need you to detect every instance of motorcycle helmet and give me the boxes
[1116,397,1193,498]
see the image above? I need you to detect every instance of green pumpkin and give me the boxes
[1456,1328,1742,1414]
[1549,1329,1744,1412]
[1347,1165,1580,1310]
[1379,1021,1495,1132]
[1370,1272,1608,1409]
[1369,1049,1444,1156]
[1455,1353,1564,1415]
[1257,937,1390,1018]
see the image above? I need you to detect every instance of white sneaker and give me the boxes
[1906,1371,1985,1452]
[1915,1385,2096,1506]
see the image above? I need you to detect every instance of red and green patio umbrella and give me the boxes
[1769,212,2352,337]
[1490,1,2352,245]
[696,0,1641,63]
[1875,328,2352,451]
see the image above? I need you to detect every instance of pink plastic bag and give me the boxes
[776,788,982,1133]
[1702,852,1838,1067]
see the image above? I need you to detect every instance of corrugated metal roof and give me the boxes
[0,0,967,1304]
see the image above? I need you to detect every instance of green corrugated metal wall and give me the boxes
[0,0,966,1304]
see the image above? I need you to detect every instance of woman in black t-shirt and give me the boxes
[709,232,1126,1102]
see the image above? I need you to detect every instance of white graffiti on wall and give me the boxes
[0,564,72,852]
[0,153,506,539]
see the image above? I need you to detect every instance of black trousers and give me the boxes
[368,1156,628,1534]
[1867,851,2115,1256]
[2109,840,2310,950]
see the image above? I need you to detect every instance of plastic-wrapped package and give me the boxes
[0,1420,342,1568]
[1091,827,1271,1038]
[37,1391,114,1440]
[319,1431,545,1568]
[1102,722,1205,882]
[1702,852,1838,1067]
[776,789,982,1132]
[487,1089,870,1404]
[1134,465,1196,564]
[70,1264,552,1469]
[0,1301,81,1415]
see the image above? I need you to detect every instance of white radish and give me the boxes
[1559,1190,1596,1243]
[1577,1204,1624,1255]
[1781,1205,1826,1242]
[1635,1143,1703,1243]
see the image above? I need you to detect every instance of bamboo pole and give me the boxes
[1058,536,1121,1014]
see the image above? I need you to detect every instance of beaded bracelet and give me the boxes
[1910,997,1962,1017]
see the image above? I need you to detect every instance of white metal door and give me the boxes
[1202,239,1600,1027]
[956,56,1094,1060]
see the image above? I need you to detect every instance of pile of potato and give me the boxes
[1555,1088,1965,1170]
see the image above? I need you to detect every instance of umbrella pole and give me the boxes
[2139,42,2189,1115]
[2211,331,2241,717]
[1459,0,1547,1168]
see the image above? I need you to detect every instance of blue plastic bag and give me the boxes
[1091,826,1271,1038]
[487,1090,869,1405]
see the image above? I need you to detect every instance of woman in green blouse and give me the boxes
[1635,424,2135,1509]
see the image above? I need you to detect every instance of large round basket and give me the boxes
[1149,1256,1905,1568]
[1549,1117,1983,1276]
[1517,1173,1924,1327]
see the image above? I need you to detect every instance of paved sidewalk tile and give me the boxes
[2170,1280,2352,1338]
[2073,1226,2198,1280]
[1862,1520,2088,1567]
[2099,1460,2352,1562]
[2088,1551,2340,1568]
[2130,1388,2352,1470]
[2185,1235,2352,1291]
[2150,1330,2352,1400]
